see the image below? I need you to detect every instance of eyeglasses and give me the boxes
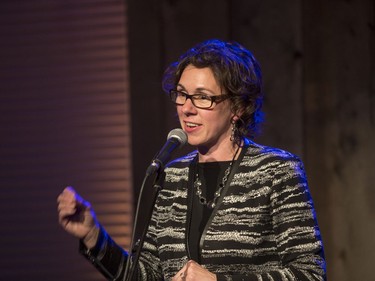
[169,90,230,109]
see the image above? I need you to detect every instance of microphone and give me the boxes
[146,128,188,176]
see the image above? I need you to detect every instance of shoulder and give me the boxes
[166,150,198,168]
[241,139,306,176]
[163,150,198,182]
[243,139,302,163]
[239,140,309,194]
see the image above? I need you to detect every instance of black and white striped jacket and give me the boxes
[81,140,326,281]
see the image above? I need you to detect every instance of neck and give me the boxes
[198,143,241,163]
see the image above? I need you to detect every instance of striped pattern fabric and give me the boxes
[80,140,326,280]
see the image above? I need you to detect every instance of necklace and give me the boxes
[194,146,240,209]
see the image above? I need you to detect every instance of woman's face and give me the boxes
[176,65,234,155]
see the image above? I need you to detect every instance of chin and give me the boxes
[186,137,200,148]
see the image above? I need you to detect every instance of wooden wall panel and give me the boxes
[303,0,375,280]
[230,0,304,156]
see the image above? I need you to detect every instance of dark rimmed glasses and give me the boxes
[169,90,230,109]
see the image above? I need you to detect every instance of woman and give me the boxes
[57,39,326,280]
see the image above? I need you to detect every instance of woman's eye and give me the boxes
[196,94,211,101]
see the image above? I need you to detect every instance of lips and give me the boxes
[184,121,201,133]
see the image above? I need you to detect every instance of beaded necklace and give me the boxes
[194,146,240,209]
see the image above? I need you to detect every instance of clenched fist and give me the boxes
[57,186,100,249]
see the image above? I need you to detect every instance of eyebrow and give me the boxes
[176,83,185,90]
[176,84,217,95]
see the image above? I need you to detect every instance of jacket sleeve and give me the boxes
[218,156,326,281]
[270,157,326,280]
[79,216,163,280]
[79,226,128,280]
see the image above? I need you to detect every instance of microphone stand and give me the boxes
[124,167,165,281]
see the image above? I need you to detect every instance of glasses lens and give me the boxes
[170,91,184,105]
[192,95,212,108]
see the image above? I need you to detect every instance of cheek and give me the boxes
[176,107,183,118]
[209,111,232,131]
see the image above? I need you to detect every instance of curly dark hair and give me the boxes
[162,39,264,143]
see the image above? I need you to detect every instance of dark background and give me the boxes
[0,0,374,280]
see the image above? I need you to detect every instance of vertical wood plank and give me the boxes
[230,0,304,157]
[303,1,375,280]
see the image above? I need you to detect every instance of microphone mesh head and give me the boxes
[167,128,188,148]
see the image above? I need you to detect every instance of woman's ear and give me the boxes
[231,114,240,123]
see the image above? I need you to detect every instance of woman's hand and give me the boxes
[57,186,99,248]
[172,260,217,281]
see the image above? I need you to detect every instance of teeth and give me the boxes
[186,122,198,127]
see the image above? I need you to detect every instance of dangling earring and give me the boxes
[230,121,236,142]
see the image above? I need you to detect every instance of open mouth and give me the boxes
[185,122,200,128]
